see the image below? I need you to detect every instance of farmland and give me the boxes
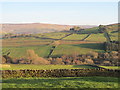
[1,64,99,70]
[2,77,119,88]
[85,34,106,42]
[2,31,106,59]
[1,23,119,89]
[52,43,105,57]
[63,34,88,40]
[3,45,52,58]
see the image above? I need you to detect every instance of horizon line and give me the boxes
[0,22,118,26]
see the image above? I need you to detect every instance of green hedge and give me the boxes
[1,69,119,78]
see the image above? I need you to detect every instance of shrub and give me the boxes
[84,59,94,64]
[1,56,7,64]
[2,55,13,64]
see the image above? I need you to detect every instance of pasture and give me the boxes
[109,33,118,41]
[52,43,105,57]
[63,34,88,40]
[100,66,120,70]
[2,34,105,58]
[37,32,70,39]
[2,37,52,47]
[3,45,52,58]
[1,64,99,70]
[2,77,119,88]
[85,34,106,42]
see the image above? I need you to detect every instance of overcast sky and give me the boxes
[0,1,118,25]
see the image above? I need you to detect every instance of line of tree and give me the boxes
[2,51,119,66]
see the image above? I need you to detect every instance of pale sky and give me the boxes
[0,1,118,25]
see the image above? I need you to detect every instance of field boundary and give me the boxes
[81,34,91,41]
[1,68,119,78]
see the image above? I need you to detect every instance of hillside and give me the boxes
[1,23,96,34]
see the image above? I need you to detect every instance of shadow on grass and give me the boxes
[2,77,118,84]
[72,43,105,50]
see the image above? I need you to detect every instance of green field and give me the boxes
[36,32,70,39]
[2,64,120,70]
[109,33,118,41]
[3,44,105,59]
[3,38,105,58]
[85,34,106,42]
[2,31,118,60]
[2,64,99,70]
[78,27,99,34]
[63,34,88,40]
[100,66,120,70]
[52,43,105,57]
[2,37,52,47]
[3,45,52,58]
[2,77,119,88]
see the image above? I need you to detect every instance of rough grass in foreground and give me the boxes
[2,77,119,88]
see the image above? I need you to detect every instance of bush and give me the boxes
[2,55,13,64]
[84,59,94,64]
[1,56,7,64]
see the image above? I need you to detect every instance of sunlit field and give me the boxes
[2,77,119,88]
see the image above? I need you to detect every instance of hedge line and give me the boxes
[1,69,119,78]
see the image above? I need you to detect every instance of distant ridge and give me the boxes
[1,23,96,34]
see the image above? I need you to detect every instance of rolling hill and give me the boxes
[1,23,96,34]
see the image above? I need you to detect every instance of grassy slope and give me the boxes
[2,37,52,47]
[2,32,105,58]
[3,43,105,58]
[52,43,105,57]
[37,32,70,39]
[63,34,88,40]
[2,77,119,88]
[3,45,52,58]
[109,33,118,41]
[78,27,99,34]
[85,34,106,42]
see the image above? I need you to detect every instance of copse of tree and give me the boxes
[70,26,81,31]
[2,55,13,64]
[73,26,81,31]
[98,25,106,33]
